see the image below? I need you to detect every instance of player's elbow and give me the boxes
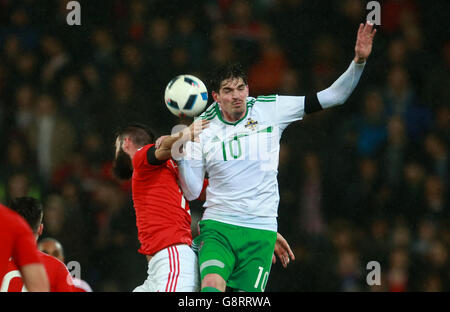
[184,186,202,201]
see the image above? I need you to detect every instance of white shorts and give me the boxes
[133,244,200,292]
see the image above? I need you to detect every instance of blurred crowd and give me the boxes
[0,0,448,291]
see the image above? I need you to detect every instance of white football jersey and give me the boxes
[181,95,305,232]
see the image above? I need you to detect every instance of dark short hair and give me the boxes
[9,197,43,233]
[116,122,156,147]
[210,62,248,93]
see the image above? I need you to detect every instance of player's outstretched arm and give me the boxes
[154,119,209,161]
[302,21,377,115]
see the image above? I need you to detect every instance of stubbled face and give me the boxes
[112,136,133,180]
[213,77,249,122]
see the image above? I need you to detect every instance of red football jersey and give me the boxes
[132,144,192,256]
[0,205,42,288]
[72,277,93,292]
[1,251,74,292]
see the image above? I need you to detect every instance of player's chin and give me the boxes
[112,151,133,180]
[232,104,245,113]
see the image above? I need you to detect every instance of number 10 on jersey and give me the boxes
[221,136,242,161]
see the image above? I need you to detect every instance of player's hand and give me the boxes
[185,119,209,141]
[354,21,376,64]
[272,232,295,268]
[155,135,169,149]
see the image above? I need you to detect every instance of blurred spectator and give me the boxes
[2,35,22,66]
[336,0,366,54]
[276,142,300,239]
[343,157,382,224]
[248,24,288,95]
[59,74,94,141]
[310,34,341,91]
[11,51,39,86]
[394,158,427,227]
[90,28,118,77]
[120,43,148,89]
[354,89,387,157]
[336,248,364,292]
[0,139,36,184]
[297,151,326,236]
[432,105,449,141]
[88,180,141,291]
[418,240,450,290]
[390,221,411,249]
[144,17,172,93]
[381,0,419,35]
[0,172,41,205]
[361,218,390,268]
[172,15,207,69]
[380,116,411,188]
[12,84,36,132]
[26,93,76,184]
[387,247,410,292]
[425,42,450,109]
[387,38,409,67]
[277,68,303,95]
[40,35,70,88]
[423,175,447,222]
[207,23,236,69]
[423,132,448,183]
[384,65,432,141]
[225,0,264,65]
[412,218,436,257]
[126,0,149,42]
[41,193,88,271]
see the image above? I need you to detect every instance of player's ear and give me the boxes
[212,91,219,103]
[38,223,44,237]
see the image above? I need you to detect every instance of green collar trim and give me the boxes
[216,100,253,126]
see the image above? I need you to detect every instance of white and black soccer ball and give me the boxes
[164,74,208,117]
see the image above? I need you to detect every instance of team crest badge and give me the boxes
[245,118,258,130]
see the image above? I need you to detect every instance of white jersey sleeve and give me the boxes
[270,95,305,131]
[317,60,366,108]
[177,140,205,201]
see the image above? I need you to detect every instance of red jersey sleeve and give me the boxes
[39,252,75,292]
[133,144,157,169]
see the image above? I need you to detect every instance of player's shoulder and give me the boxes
[38,250,62,265]
[198,102,219,121]
[135,143,155,156]
[0,204,18,221]
[0,205,31,233]
[38,251,70,274]
[133,143,156,167]
[254,95,277,104]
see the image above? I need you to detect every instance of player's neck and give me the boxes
[126,148,138,159]
[221,107,247,123]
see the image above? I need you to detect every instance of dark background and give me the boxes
[0,0,448,291]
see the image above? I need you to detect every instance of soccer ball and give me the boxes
[164,74,208,117]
